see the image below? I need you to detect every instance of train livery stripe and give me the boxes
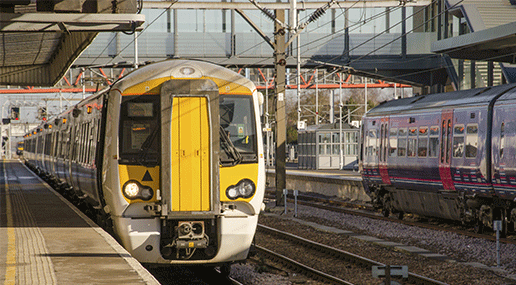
[171,97,211,212]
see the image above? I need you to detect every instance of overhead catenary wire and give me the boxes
[88,0,490,90]
[217,0,386,68]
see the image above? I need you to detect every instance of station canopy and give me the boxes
[0,0,144,86]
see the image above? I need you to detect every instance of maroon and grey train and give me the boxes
[360,83,516,234]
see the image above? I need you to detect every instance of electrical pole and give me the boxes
[243,0,337,207]
[274,9,287,206]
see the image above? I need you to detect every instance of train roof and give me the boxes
[112,59,256,95]
[366,83,516,117]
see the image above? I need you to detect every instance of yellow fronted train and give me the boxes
[22,60,265,269]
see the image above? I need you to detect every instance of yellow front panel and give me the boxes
[171,97,210,211]
[220,163,259,202]
[119,165,160,203]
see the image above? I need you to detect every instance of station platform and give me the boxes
[0,160,159,284]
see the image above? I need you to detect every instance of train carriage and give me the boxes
[23,59,265,267]
[361,83,516,233]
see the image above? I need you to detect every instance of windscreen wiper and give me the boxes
[138,126,160,166]
[219,126,242,166]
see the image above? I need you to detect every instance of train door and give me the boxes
[439,109,455,190]
[160,79,221,216]
[379,118,391,184]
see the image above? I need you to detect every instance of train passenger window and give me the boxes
[453,124,465,158]
[380,125,385,160]
[441,121,446,163]
[366,130,377,156]
[389,128,397,157]
[398,128,407,157]
[465,124,478,158]
[428,126,439,157]
[418,127,428,157]
[407,128,417,157]
[500,123,505,158]
[446,120,452,163]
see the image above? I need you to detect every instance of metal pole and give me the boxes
[7,123,11,159]
[283,189,288,214]
[497,227,501,268]
[330,89,334,124]
[494,220,501,267]
[275,9,287,206]
[339,74,343,169]
[134,31,139,69]
[365,79,368,113]
[296,18,301,124]
[266,69,271,167]
[294,189,299,217]
[316,69,319,125]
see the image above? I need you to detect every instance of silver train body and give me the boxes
[23,59,266,265]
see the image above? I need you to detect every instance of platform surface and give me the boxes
[0,160,159,284]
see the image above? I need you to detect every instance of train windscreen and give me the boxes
[220,95,257,165]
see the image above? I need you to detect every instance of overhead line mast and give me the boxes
[244,0,339,206]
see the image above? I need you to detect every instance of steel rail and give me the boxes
[267,191,516,245]
[257,224,449,285]
[254,245,354,285]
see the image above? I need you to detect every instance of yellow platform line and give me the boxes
[3,161,16,285]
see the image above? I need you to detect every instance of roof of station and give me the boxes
[0,1,144,86]
[432,0,516,64]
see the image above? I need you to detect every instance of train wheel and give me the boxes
[397,211,404,220]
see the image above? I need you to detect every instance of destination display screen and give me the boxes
[127,102,154,117]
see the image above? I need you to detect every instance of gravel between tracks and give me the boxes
[252,200,516,285]
[229,198,516,285]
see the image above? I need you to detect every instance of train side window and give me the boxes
[407,127,417,157]
[465,124,478,158]
[500,122,505,158]
[418,127,428,157]
[446,120,452,163]
[453,124,465,158]
[389,128,397,157]
[397,128,407,157]
[441,120,446,163]
[428,126,439,157]
[380,125,384,160]
[367,129,377,156]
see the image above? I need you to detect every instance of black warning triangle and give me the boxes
[142,170,153,181]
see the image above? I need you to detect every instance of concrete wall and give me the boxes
[266,172,370,202]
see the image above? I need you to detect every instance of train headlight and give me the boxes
[124,182,140,199]
[226,179,256,200]
[123,180,154,201]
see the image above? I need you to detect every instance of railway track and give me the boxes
[255,224,447,285]
[267,191,516,245]
[147,265,243,285]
